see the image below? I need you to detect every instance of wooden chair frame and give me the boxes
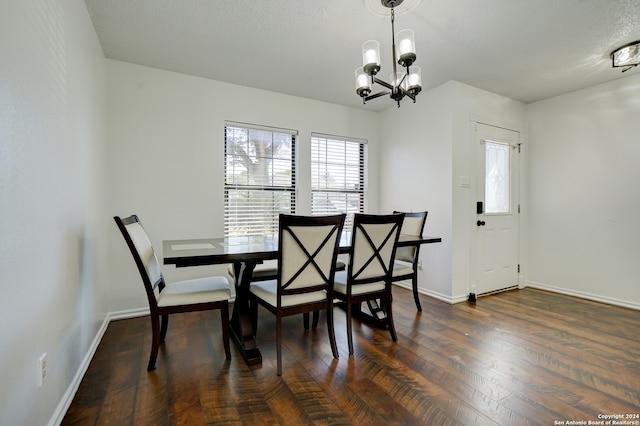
[334,213,404,355]
[114,215,231,371]
[249,214,345,375]
[392,211,428,311]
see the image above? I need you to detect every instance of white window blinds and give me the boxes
[224,122,297,237]
[311,134,367,231]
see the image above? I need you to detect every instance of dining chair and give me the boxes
[228,250,345,332]
[248,213,345,375]
[392,211,428,311]
[334,212,405,355]
[114,215,231,371]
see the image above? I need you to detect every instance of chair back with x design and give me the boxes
[334,213,404,355]
[277,214,345,304]
[249,213,345,375]
[349,213,405,289]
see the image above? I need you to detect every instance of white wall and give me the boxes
[379,83,455,301]
[449,82,525,301]
[526,73,640,309]
[380,81,525,302]
[0,1,107,425]
[106,60,382,312]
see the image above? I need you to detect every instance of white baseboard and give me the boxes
[109,307,151,321]
[394,280,640,310]
[524,281,640,311]
[392,281,468,304]
[48,307,150,426]
[48,314,110,426]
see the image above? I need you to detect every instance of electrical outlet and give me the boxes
[37,353,47,388]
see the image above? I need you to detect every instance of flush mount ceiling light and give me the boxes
[355,0,421,107]
[610,40,640,72]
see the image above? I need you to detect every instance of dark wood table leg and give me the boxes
[229,261,262,365]
[356,299,390,330]
[339,299,390,330]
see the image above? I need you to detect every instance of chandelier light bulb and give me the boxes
[407,66,421,90]
[396,29,416,67]
[407,66,422,100]
[355,67,371,98]
[389,72,405,103]
[362,40,381,76]
[364,49,377,64]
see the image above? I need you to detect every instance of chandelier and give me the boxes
[355,0,422,107]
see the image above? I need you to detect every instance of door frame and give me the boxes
[469,121,524,301]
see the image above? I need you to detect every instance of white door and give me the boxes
[473,123,520,296]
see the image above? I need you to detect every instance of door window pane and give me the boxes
[485,141,510,213]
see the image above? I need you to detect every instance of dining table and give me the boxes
[163,233,442,365]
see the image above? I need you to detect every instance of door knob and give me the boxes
[477,220,486,226]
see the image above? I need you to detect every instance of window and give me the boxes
[311,134,367,231]
[484,140,511,214]
[224,122,297,237]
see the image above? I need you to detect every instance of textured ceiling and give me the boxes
[84,0,640,112]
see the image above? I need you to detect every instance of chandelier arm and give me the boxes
[398,70,408,86]
[373,77,394,90]
[400,87,416,101]
[365,91,391,101]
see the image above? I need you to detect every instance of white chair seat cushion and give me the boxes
[157,276,230,307]
[392,260,414,277]
[333,271,385,295]
[250,279,327,308]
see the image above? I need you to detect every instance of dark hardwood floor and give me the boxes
[62,287,640,425]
